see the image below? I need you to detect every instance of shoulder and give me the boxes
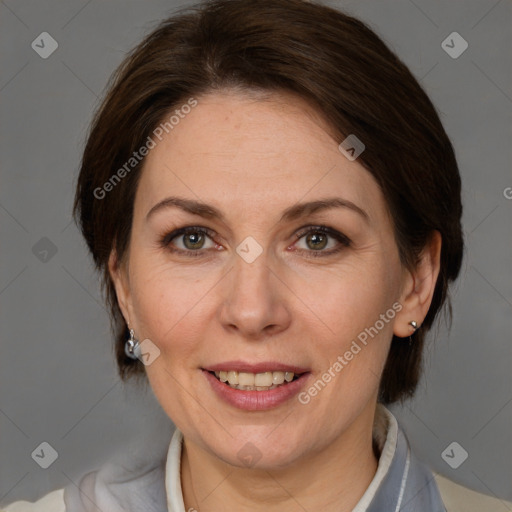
[434,474,512,512]
[1,489,65,512]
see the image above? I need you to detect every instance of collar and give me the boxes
[165,405,445,512]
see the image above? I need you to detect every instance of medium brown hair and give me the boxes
[73,0,463,404]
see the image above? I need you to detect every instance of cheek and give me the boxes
[127,261,220,428]
[297,268,397,422]
[292,257,400,342]
[128,259,218,359]
[291,256,400,404]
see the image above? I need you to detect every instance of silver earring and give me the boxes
[125,329,141,360]
[408,320,419,346]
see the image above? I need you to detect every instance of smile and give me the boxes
[202,363,311,410]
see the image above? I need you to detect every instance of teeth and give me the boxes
[254,372,273,387]
[212,370,298,390]
[238,372,255,386]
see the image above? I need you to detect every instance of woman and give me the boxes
[4,0,510,511]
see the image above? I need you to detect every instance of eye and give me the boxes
[160,226,218,255]
[292,226,351,257]
[159,225,350,258]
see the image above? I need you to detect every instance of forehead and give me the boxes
[135,91,385,224]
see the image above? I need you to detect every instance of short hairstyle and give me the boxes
[73,0,463,404]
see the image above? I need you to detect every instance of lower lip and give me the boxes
[202,370,310,411]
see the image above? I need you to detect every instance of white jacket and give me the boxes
[3,406,511,512]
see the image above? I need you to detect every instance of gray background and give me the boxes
[1,0,511,506]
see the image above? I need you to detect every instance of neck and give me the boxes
[181,402,380,512]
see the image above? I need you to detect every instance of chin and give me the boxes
[200,424,311,470]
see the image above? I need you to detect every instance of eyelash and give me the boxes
[159,225,351,258]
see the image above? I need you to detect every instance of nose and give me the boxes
[218,252,292,340]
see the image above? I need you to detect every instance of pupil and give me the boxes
[306,232,327,250]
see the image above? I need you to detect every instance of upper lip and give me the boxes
[203,361,310,374]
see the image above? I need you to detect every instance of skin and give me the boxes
[109,90,441,512]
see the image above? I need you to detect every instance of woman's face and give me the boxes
[111,91,411,469]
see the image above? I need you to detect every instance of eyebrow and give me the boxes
[145,196,369,223]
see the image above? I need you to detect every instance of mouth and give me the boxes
[201,363,311,410]
[207,369,304,391]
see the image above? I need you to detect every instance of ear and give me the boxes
[394,231,442,338]
[108,248,134,328]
